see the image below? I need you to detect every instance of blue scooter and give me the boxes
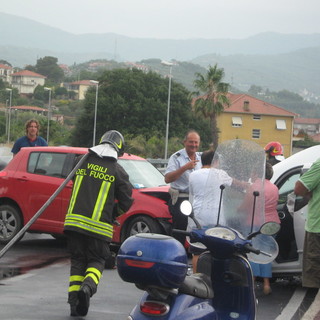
[117,140,280,320]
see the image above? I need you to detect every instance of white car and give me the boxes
[271,145,320,278]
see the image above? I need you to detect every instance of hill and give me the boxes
[192,47,320,98]
[0,12,319,99]
[1,12,320,63]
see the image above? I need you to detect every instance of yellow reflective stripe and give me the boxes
[69,285,81,292]
[64,221,113,238]
[92,181,111,220]
[65,213,113,230]
[65,214,113,230]
[85,273,99,285]
[84,267,102,285]
[87,267,102,279]
[69,275,84,282]
[64,214,113,237]
[67,175,84,214]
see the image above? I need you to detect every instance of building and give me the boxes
[0,64,14,83]
[217,93,297,157]
[10,105,47,116]
[293,117,320,137]
[11,70,46,95]
[64,80,96,100]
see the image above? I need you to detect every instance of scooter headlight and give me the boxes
[205,227,236,240]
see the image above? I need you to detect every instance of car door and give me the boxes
[273,166,306,269]
[14,151,69,233]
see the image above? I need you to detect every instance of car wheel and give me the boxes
[126,216,162,239]
[0,205,23,245]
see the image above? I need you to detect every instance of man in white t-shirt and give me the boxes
[188,150,233,272]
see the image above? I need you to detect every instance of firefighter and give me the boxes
[64,130,133,317]
[264,141,285,166]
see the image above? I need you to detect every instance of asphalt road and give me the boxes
[0,233,318,319]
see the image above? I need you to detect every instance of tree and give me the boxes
[0,60,12,67]
[71,68,211,156]
[248,85,264,96]
[33,56,64,84]
[192,64,230,150]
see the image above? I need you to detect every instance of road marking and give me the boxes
[301,290,320,320]
[275,287,307,320]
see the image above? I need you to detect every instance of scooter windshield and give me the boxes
[198,140,266,238]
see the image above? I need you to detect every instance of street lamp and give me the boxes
[5,99,9,137]
[90,80,99,146]
[5,88,12,144]
[44,87,52,144]
[161,60,174,160]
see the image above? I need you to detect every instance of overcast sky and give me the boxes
[1,0,319,39]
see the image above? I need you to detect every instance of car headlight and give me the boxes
[205,227,236,240]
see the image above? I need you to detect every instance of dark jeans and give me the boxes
[169,196,188,246]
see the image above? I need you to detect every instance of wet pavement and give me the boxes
[0,258,138,320]
[0,258,319,320]
[0,233,319,319]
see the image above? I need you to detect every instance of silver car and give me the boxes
[271,145,320,278]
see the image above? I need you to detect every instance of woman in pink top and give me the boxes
[250,162,280,295]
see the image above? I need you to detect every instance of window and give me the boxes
[277,172,301,205]
[232,116,242,127]
[253,114,261,120]
[276,119,286,130]
[28,152,68,178]
[252,129,260,139]
[118,159,166,189]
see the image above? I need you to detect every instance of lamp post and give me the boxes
[44,87,52,144]
[90,80,99,146]
[5,99,8,137]
[5,89,12,144]
[161,60,174,160]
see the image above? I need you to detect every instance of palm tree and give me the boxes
[192,64,230,150]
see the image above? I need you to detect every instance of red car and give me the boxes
[0,147,171,245]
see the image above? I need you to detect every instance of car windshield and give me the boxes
[118,159,167,189]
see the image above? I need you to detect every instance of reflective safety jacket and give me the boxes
[64,153,133,241]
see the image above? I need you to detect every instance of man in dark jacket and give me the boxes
[64,130,133,317]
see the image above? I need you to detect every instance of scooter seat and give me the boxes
[179,273,214,299]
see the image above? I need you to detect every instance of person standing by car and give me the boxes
[164,130,202,245]
[264,141,285,166]
[188,149,231,271]
[11,119,47,156]
[249,162,280,295]
[64,130,133,317]
[188,150,248,272]
[294,157,320,289]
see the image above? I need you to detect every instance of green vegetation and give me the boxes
[1,56,320,157]
[71,68,211,157]
[192,64,230,149]
[26,56,64,84]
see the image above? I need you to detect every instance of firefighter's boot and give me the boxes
[76,284,91,316]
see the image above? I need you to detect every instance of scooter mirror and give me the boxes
[180,200,192,216]
[248,234,279,264]
[260,221,281,236]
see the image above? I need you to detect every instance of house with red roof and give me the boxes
[10,105,47,115]
[217,93,297,157]
[0,64,14,83]
[293,117,320,137]
[11,70,46,95]
[64,80,96,100]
